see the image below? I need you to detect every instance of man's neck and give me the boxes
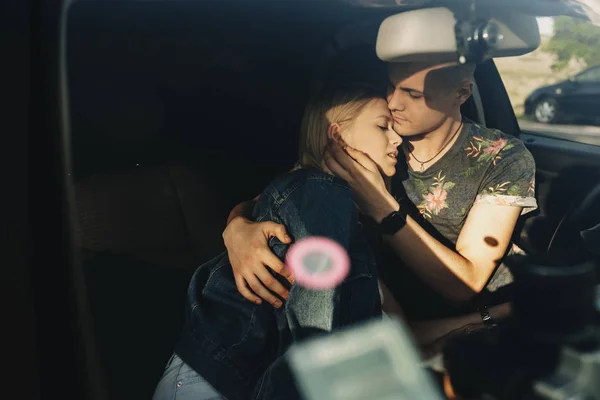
[405,115,463,163]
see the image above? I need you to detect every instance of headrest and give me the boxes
[376,7,541,63]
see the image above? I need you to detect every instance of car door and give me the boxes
[490,55,600,257]
[555,78,586,118]
[554,67,600,120]
[571,66,600,121]
[559,66,600,121]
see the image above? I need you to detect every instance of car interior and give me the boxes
[62,1,600,399]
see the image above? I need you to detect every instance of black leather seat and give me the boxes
[68,65,245,398]
[74,164,227,269]
[73,162,231,400]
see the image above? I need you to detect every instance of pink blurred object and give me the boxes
[286,237,350,290]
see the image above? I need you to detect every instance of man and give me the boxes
[223,59,537,324]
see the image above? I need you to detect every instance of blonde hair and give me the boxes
[298,83,384,170]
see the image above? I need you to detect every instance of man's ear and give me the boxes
[456,80,474,105]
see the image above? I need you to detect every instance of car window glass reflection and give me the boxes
[495,16,600,145]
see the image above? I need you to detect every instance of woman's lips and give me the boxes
[393,116,408,123]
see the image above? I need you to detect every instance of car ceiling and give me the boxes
[69,0,598,20]
[65,0,596,187]
[341,0,598,22]
[66,0,394,193]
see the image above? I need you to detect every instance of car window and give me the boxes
[575,67,600,83]
[495,16,600,147]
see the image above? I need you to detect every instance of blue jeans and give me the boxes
[153,353,223,400]
[154,353,301,400]
[154,283,338,400]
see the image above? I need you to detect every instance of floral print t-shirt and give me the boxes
[384,118,538,319]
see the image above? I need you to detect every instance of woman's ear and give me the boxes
[327,123,340,140]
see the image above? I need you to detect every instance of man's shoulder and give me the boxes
[464,120,532,160]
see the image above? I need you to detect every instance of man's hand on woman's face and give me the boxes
[223,217,294,308]
[324,134,399,223]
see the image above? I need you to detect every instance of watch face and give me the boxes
[381,211,406,235]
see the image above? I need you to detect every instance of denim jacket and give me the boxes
[175,168,382,400]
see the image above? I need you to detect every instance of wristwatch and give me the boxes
[478,305,497,329]
[379,209,408,236]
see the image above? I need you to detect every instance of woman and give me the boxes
[153,83,402,400]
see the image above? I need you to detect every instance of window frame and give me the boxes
[574,66,600,83]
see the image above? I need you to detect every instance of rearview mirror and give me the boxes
[376,7,541,64]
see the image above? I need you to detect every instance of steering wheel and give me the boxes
[547,180,600,260]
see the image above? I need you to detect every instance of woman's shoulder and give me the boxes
[254,167,353,216]
[253,167,356,223]
[265,167,351,196]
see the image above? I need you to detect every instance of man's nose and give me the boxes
[387,89,405,112]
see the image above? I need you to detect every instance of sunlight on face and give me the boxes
[341,98,402,177]
[386,62,471,137]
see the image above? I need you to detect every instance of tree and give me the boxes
[543,16,600,71]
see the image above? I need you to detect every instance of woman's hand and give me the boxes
[324,135,399,223]
[223,216,294,308]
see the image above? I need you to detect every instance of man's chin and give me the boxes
[399,132,423,138]
[394,121,413,136]
[393,123,430,139]
[392,121,405,132]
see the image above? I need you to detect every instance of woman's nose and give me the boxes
[388,129,402,146]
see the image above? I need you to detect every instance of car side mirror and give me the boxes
[568,76,578,84]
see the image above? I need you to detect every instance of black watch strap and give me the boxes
[379,209,407,236]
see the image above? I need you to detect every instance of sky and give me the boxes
[579,0,600,25]
[537,17,554,36]
[536,1,600,33]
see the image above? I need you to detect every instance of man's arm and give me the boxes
[226,195,259,225]
[410,302,511,348]
[223,165,300,306]
[380,279,511,346]
[382,203,522,301]
[223,194,293,307]
[324,141,524,302]
[379,139,535,301]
